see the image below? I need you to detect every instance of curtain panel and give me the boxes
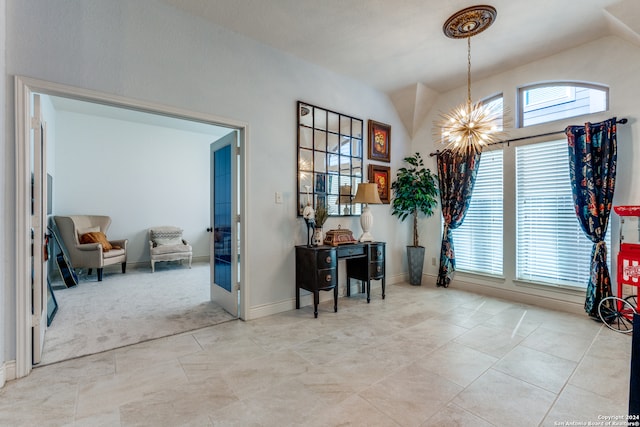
[436,147,481,287]
[565,118,617,316]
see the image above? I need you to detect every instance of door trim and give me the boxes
[14,75,249,378]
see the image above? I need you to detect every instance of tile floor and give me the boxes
[0,282,633,426]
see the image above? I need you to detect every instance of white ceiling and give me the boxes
[49,96,233,138]
[160,0,640,95]
[50,1,640,137]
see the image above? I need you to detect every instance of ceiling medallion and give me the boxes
[443,5,497,39]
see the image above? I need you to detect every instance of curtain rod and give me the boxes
[429,117,628,157]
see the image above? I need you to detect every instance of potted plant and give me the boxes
[391,152,439,285]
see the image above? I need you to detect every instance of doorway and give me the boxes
[14,76,248,378]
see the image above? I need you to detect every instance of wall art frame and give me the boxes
[368,164,391,204]
[368,120,391,163]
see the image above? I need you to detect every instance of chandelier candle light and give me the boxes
[437,5,502,154]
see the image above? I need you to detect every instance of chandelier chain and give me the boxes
[467,36,472,108]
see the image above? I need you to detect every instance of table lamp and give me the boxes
[352,182,382,242]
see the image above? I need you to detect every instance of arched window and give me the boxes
[453,87,611,287]
[483,93,504,131]
[514,82,611,287]
[517,82,608,127]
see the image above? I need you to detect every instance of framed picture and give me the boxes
[368,164,391,204]
[368,120,391,162]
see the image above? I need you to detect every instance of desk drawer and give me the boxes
[317,268,337,290]
[370,261,384,279]
[317,249,336,269]
[338,245,365,258]
[370,243,385,262]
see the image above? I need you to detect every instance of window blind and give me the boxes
[515,140,611,287]
[453,149,504,275]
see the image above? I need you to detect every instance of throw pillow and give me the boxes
[80,231,113,252]
[154,236,184,246]
[77,226,100,241]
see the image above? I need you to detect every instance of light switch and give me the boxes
[275,192,283,204]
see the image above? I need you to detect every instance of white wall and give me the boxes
[4,0,411,366]
[54,110,216,264]
[413,35,640,312]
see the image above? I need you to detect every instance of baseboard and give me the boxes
[426,273,585,315]
[248,298,298,320]
[386,273,407,286]
[0,360,17,389]
[48,257,211,281]
[127,256,209,271]
[247,274,406,320]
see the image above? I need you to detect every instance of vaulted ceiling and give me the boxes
[161,0,640,136]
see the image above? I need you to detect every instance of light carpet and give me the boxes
[42,261,236,365]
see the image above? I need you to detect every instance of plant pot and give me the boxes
[407,246,425,286]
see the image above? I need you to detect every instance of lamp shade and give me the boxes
[353,182,381,242]
[353,183,382,205]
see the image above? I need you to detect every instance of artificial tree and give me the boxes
[391,152,439,284]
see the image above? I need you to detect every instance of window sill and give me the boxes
[513,279,586,296]
[455,270,505,284]
[454,271,586,296]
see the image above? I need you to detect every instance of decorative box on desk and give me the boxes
[323,228,357,246]
[295,245,338,318]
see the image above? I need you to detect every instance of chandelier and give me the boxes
[436,5,501,153]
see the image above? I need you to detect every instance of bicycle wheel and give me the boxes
[598,296,637,333]
[625,294,638,310]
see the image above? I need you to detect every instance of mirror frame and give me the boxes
[297,101,363,217]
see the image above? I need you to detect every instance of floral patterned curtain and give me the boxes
[565,118,617,317]
[436,147,482,287]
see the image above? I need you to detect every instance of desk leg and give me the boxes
[333,285,338,312]
[313,289,320,317]
[296,285,300,309]
[382,278,386,299]
[366,279,371,303]
[313,291,319,318]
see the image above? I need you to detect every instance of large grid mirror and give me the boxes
[297,101,363,217]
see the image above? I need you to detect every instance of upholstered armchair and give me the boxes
[53,215,128,281]
[149,226,193,272]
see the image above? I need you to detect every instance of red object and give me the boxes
[618,243,640,288]
[614,206,640,216]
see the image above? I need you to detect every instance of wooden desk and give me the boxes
[295,242,386,317]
